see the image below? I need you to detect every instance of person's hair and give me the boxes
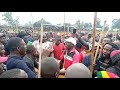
[54,36,61,41]
[26,45,35,54]
[104,42,119,51]
[6,37,23,52]
[76,42,82,49]
[104,37,112,42]
[0,69,26,78]
[0,35,5,38]
[41,57,60,78]
[65,63,92,78]
[17,31,27,38]
[116,60,120,67]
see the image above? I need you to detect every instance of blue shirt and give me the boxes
[82,54,91,68]
[6,56,36,78]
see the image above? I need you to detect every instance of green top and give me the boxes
[27,41,33,45]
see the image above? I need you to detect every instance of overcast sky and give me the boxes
[0,12,120,27]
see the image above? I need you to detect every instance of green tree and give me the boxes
[2,12,18,27]
[112,19,120,29]
[80,21,84,30]
[63,23,71,27]
[83,22,92,30]
[75,20,80,29]
[96,18,102,28]
[33,19,51,27]
[105,24,109,31]
[84,23,89,29]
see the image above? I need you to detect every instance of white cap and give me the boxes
[65,37,77,46]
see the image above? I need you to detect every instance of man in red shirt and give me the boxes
[75,42,85,62]
[59,37,80,75]
[52,36,65,61]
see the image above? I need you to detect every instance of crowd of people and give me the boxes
[0,29,120,78]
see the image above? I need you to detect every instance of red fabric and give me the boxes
[60,48,80,70]
[79,51,85,63]
[53,43,65,60]
[107,72,119,78]
[79,45,85,53]
[110,50,120,58]
[0,56,8,63]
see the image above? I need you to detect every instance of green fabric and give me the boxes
[27,41,33,45]
[97,71,102,78]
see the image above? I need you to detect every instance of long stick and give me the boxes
[89,12,97,74]
[16,18,19,34]
[93,21,106,64]
[38,18,44,78]
[30,12,34,38]
[67,23,69,33]
[64,12,65,33]
[105,28,110,37]
[115,31,117,41]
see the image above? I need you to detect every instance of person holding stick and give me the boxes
[94,42,119,76]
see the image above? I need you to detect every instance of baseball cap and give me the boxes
[65,37,76,46]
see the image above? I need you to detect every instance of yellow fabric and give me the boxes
[58,75,65,78]
[102,71,110,78]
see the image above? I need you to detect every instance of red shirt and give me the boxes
[79,45,85,53]
[60,48,80,70]
[79,51,85,63]
[53,43,65,60]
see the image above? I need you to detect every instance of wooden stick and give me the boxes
[115,31,117,41]
[105,28,110,37]
[30,12,34,38]
[16,18,19,33]
[64,12,65,34]
[93,20,106,64]
[89,12,97,74]
[38,18,44,78]
[67,23,69,33]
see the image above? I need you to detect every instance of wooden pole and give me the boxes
[16,18,19,34]
[67,23,70,33]
[38,18,44,78]
[64,12,65,34]
[105,28,110,37]
[115,31,117,41]
[89,12,97,74]
[93,21,106,64]
[30,12,34,38]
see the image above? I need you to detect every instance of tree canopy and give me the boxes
[2,12,19,27]
[33,19,51,27]
[112,19,120,29]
